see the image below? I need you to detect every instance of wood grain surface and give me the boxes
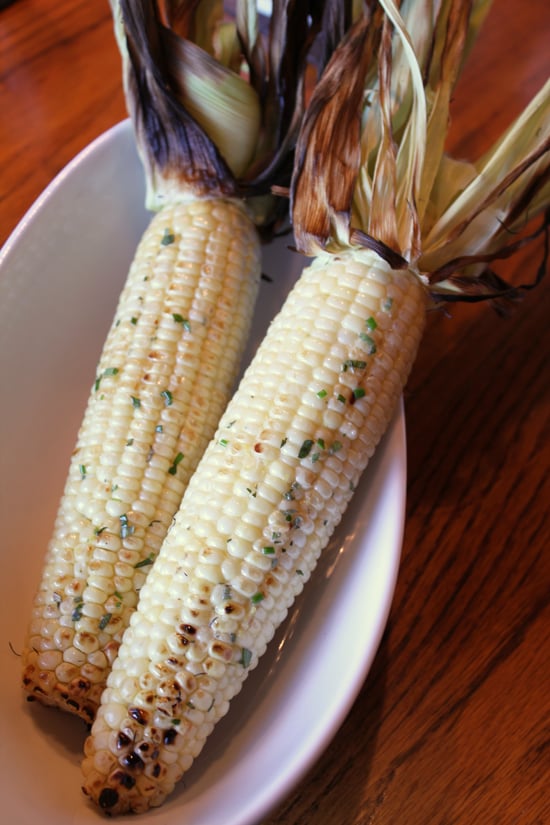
[1,1,548,823]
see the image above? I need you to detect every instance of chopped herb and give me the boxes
[337,393,346,404]
[272,531,282,543]
[186,700,195,710]
[280,437,288,448]
[246,487,257,497]
[168,451,184,475]
[99,613,112,630]
[219,438,229,447]
[360,333,377,354]
[311,452,321,463]
[342,359,367,371]
[172,313,191,331]
[296,569,304,576]
[317,438,326,449]
[131,396,141,408]
[317,389,327,399]
[155,424,163,433]
[262,546,275,555]
[94,366,119,391]
[223,584,232,600]
[239,648,252,668]
[120,514,134,539]
[126,438,134,446]
[366,316,378,330]
[298,439,314,459]
[94,525,107,536]
[161,389,173,406]
[161,228,175,246]
[134,553,155,569]
[72,597,84,622]
[330,440,343,453]
[79,464,87,479]
[130,316,138,325]
[383,297,393,311]
[353,387,366,400]
[251,592,265,604]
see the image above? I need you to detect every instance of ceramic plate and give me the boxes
[0,120,406,825]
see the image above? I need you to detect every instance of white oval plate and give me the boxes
[0,120,406,825]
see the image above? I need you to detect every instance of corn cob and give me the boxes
[21,0,335,723]
[82,0,550,813]
[81,248,425,814]
[21,198,261,721]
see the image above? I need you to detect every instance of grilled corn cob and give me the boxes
[82,0,550,813]
[21,0,334,723]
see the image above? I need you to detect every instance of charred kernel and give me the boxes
[163,728,178,745]
[152,763,161,777]
[180,624,196,635]
[128,706,148,725]
[116,731,133,749]
[121,751,144,770]
[111,770,136,789]
[98,787,119,809]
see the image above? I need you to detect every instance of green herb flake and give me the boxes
[72,596,84,622]
[168,451,184,475]
[219,438,229,447]
[134,553,155,569]
[161,228,175,246]
[360,333,377,354]
[131,396,141,408]
[262,546,275,555]
[342,359,367,372]
[298,439,314,459]
[130,316,138,325]
[161,389,173,406]
[223,584,232,600]
[296,569,304,576]
[79,464,87,479]
[119,514,135,539]
[239,647,252,668]
[172,313,191,331]
[94,525,107,536]
[94,366,119,391]
[99,613,112,630]
[353,387,366,400]
[317,389,328,399]
[383,297,393,312]
[337,393,346,404]
[126,438,134,446]
[330,440,343,454]
[280,437,288,448]
[366,316,378,331]
[251,592,265,604]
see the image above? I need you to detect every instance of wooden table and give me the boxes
[1,1,548,823]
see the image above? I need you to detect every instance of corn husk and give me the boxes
[290,0,549,307]
[111,1,352,224]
